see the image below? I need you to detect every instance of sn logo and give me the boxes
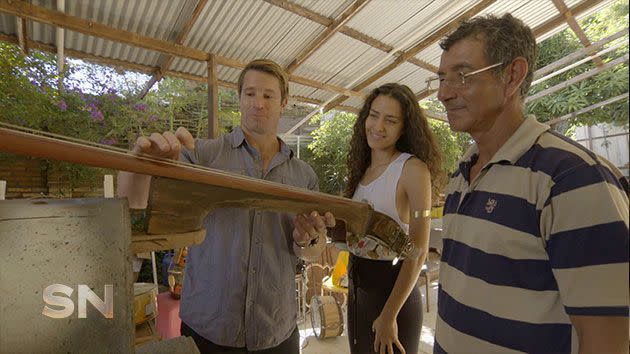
[42,284,114,319]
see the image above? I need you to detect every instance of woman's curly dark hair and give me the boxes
[344,83,445,199]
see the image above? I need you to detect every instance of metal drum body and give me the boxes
[310,295,344,339]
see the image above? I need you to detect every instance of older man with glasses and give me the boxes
[432,13,629,354]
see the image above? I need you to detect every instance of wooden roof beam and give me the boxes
[546,92,629,125]
[526,53,628,103]
[533,0,605,37]
[0,0,363,99]
[534,27,628,79]
[55,0,64,90]
[264,0,438,75]
[0,33,347,114]
[15,16,28,54]
[550,0,604,66]
[286,0,369,73]
[323,0,497,112]
[138,0,208,99]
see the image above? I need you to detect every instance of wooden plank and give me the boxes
[0,33,352,109]
[551,0,604,66]
[526,54,628,103]
[533,0,604,37]
[0,127,419,259]
[0,0,208,61]
[265,0,438,74]
[0,1,362,99]
[207,55,219,138]
[353,0,498,92]
[138,0,208,99]
[263,0,331,25]
[286,0,369,73]
[534,28,628,79]
[131,229,205,253]
[15,16,28,54]
[407,57,438,73]
[323,0,497,112]
[546,92,629,125]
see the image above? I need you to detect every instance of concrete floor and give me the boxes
[299,281,438,354]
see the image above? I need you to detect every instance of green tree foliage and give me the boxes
[303,110,472,195]
[304,112,356,195]
[527,0,629,128]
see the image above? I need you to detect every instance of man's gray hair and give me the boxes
[440,13,538,98]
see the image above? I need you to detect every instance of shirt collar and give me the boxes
[228,126,294,159]
[489,115,549,164]
[459,115,549,170]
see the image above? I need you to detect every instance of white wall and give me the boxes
[574,123,630,177]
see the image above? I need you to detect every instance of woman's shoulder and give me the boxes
[400,156,431,188]
[401,156,429,174]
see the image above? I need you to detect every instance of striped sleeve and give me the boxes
[541,162,629,316]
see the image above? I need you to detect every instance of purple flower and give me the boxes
[90,109,104,122]
[148,115,158,122]
[100,138,117,145]
[133,103,147,112]
[107,87,118,95]
[56,100,67,111]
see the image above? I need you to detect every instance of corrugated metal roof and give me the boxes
[290,0,355,19]
[0,0,622,132]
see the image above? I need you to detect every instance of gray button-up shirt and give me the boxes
[178,127,318,350]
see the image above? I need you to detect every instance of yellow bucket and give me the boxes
[133,282,158,325]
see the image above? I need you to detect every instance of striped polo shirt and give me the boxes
[435,116,629,354]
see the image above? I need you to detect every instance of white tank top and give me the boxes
[348,153,412,260]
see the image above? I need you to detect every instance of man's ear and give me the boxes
[504,57,528,98]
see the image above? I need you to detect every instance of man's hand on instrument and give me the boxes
[292,211,335,249]
[132,127,195,160]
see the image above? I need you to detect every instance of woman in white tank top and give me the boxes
[344,83,443,354]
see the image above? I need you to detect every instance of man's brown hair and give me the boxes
[237,59,289,101]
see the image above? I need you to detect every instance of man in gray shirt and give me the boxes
[118,59,334,353]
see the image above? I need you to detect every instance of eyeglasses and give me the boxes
[425,62,503,91]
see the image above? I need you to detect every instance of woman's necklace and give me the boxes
[367,152,398,172]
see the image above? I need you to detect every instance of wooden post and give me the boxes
[207,55,219,139]
[103,174,114,198]
[0,180,6,200]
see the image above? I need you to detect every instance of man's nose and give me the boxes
[437,83,456,103]
[252,95,264,108]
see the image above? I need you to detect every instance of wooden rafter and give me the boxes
[55,0,64,90]
[15,17,28,54]
[286,0,369,73]
[526,53,628,103]
[0,0,364,100]
[0,33,346,114]
[546,92,629,125]
[138,0,208,99]
[264,0,439,75]
[550,0,604,66]
[321,0,605,114]
[416,89,437,101]
[534,28,628,79]
[323,0,497,112]
[533,0,605,37]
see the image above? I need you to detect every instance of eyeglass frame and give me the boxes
[425,62,504,91]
